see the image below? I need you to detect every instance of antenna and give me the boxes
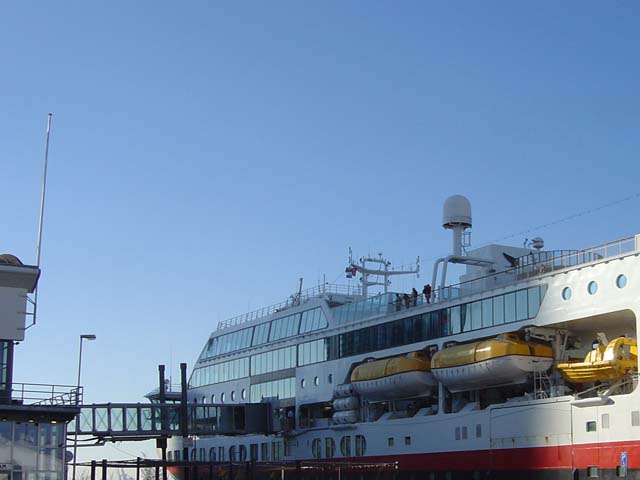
[26,113,53,330]
[36,113,52,267]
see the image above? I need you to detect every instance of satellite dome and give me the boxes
[442,195,472,229]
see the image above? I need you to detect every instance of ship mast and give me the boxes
[346,248,420,297]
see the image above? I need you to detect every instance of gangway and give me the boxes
[68,402,273,442]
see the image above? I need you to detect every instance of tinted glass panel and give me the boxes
[493,296,504,325]
[504,293,516,323]
[516,290,528,321]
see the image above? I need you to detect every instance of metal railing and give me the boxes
[432,235,637,304]
[217,283,362,330]
[11,382,82,406]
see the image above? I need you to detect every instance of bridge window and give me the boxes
[617,274,627,289]
[325,438,335,458]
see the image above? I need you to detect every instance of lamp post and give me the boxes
[72,334,96,480]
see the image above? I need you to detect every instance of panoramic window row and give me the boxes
[250,377,295,402]
[203,307,328,359]
[190,286,545,388]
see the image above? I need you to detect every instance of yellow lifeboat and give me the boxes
[431,333,553,392]
[557,337,637,383]
[350,352,436,400]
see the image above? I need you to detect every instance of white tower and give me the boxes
[442,195,472,256]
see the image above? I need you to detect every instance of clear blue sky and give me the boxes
[2,0,640,461]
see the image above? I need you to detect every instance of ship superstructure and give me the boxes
[169,195,640,479]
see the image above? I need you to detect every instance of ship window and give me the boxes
[231,391,236,401]
[252,345,296,375]
[516,289,528,320]
[269,313,301,342]
[340,436,351,456]
[325,437,335,458]
[616,274,627,289]
[471,301,482,330]
[476,424,482,438]
[261,442,269,461]
[504,292,516,322]
[493,295,504,325]
[272,441,283,461]
[301,378,306,389]
[167,451,172,461]
[460,304,470,332]
[250,443,258,461]
[527,286,541,317]
[252,322,271,346]
[388,437,394,447]
[191,449,197,461]
[404,436,411,445]
[239,445,247,461]
[328,373,333,384]
[632,411,640,426]
[250,377,296,401]
[355,435,366,456]
[218,446,225,461]
[588,281,598,295]
[314,376,319,386]
[229,446,236,461]
[455,427,460,440]
[211,394,215,403]
[209,447,216,461]
[601,414,610,429]
[461,427,468,439]
[241,389,246,400]
[450,306,461,333]
[311,438,322,459]
[481,299,493,328]
[562,287,572,301]
[300,308,329,334]
[175,450,181,461]
[586,421,597,432]
[298,339,328,366]
[220,392,225,403]
[199,448,205,461]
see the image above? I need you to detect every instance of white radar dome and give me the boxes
[442,195,472,228]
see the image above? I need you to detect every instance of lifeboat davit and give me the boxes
[431,333,553,392]
[350,352,436,400]
[557,337,637,383]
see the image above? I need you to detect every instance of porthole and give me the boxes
[562,287,572,301]
[588,281,598,295]
[328,374,333,384]
[211,394,216,403]
[301,379,306,389]
[241,388,246,400]
[232,390,237,401]
[314,376,320,387]
[221,392,225,403]
[616,274,627,289]
[202,396,206,404]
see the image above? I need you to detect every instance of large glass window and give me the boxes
[250,377,295,401]
[516,289,528,321]
[252,322,270,346]
[299,308,328,334]
[251,346,296,376]
[269,313,301,342]
[504,292,516,323]
[298,339,328,366]
[482,299,493,328]
[493,296,504,325]
[471,301,482,330]
[450,306,461,334]
[190,357,249,387]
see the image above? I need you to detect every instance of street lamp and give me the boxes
[72,334,96,480]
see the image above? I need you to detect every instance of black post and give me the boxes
[101,459,107,480]
[208,462,213,480]
[136,457,141,480]
[180,363,190,480]
[155,465,159,480]
[90,460,96,480]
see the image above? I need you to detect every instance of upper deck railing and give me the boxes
[11,382,82,406]
[217,283,362,331]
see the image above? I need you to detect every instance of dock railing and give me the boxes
[11,382,82,406]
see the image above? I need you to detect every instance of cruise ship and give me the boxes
[167,195,640,479]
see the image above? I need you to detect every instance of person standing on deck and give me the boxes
[423,284,432,303]
[411,288,418,306]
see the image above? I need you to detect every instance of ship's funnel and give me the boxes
[443,195,472,256]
